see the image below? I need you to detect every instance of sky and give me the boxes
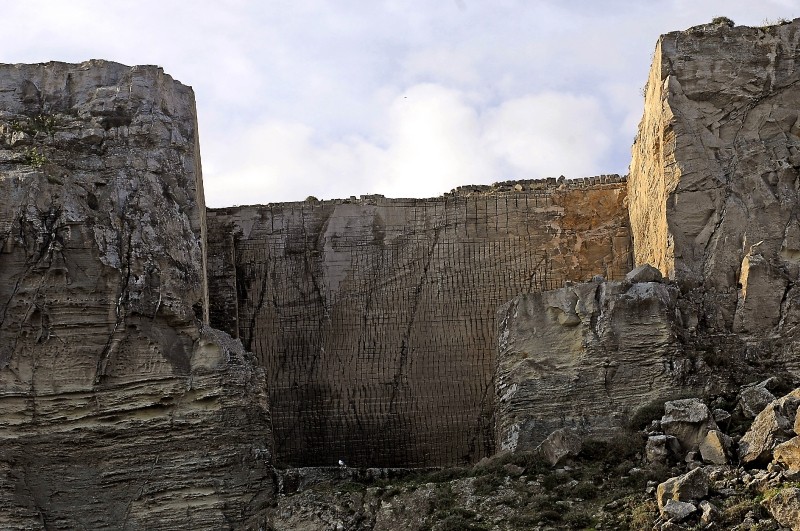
[2,1,797,206]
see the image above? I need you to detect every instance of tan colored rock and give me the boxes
[699,430,733,465]
[0,61,273,529]
[764,487,800,530]
[657,468,709,511]
[774,436,800,472]
[739,389,800,465]
[629,19,800,340]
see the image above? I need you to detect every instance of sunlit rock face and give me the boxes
[629,20,800,343]
[0,61,273,530]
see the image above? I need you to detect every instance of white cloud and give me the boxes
[203,85,615,205]
[483,93,611,178]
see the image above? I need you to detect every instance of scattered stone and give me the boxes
[699,430,733,465]
[661,499,697,521]
[739,389,800,466]
[625,263,663,283]
[764,487,800,529]
[536,428,582,466]
[656,468,709,511]
[774,436,800,472]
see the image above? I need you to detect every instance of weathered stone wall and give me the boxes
[207,176,632,467]
[0,61,272,529]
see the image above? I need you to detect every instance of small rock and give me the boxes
[699,429,733,465]
[503,463,525,476]
[646,434,681,464]
[661,499,697,521]
[712,408,732,424]
[625,263,663,283]
[699,500,718,525]
[536,428,582,466]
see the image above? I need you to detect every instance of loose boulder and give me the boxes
[699,430,733,465]
[764,487,800,530]
[774,437,800,472]
[536,428,582,466]
[661,399,718,453]
[625,263,663,283]
[661,499,697,522]
[656,468,709,511]
[739,390,800,466]
[646,434,681,464]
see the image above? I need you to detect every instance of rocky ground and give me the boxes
[263,380,800,530]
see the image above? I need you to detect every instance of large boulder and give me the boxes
[774,437,800,472]
[536,428,582,466]
[656,468,709,512]
[661,399,718,453]
[764,487,800,530]
[739,390,800,466]
[699,430,733,465]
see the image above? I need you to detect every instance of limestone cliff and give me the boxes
[0,61,273,529]
[629,19,800,341]
[207,176,631,468]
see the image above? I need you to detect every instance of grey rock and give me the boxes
[699,500,718,525]
[656,467,709,511]
[661,399,719,453]
[625,263,663,283]
[739,389,800,465]
[536,428,582,466]
[646,434,681,464]
[661,499,697,521]
[739,385,778,419]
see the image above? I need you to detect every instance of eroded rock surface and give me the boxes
[494,277,700,450]
[629,19,800,348]
[0,61,273,529]
[207,176,631,467]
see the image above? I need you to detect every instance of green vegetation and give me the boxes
[23,147,46,168]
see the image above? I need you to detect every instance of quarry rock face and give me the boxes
[629,20,800,344]
[0,61,273,529]
[494,277,695,451]
[207,177,631,467]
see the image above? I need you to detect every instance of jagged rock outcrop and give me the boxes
[494,275,700,451]
[0,61,273,529]
[629,19,800,348]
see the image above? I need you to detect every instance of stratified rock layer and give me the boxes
[494,277,701,450]
[0,61,273,529]
[207,177,632,467]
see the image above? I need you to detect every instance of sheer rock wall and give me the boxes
[629,20,800,343]
[0,61,273,529]
[207,177,632,467]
